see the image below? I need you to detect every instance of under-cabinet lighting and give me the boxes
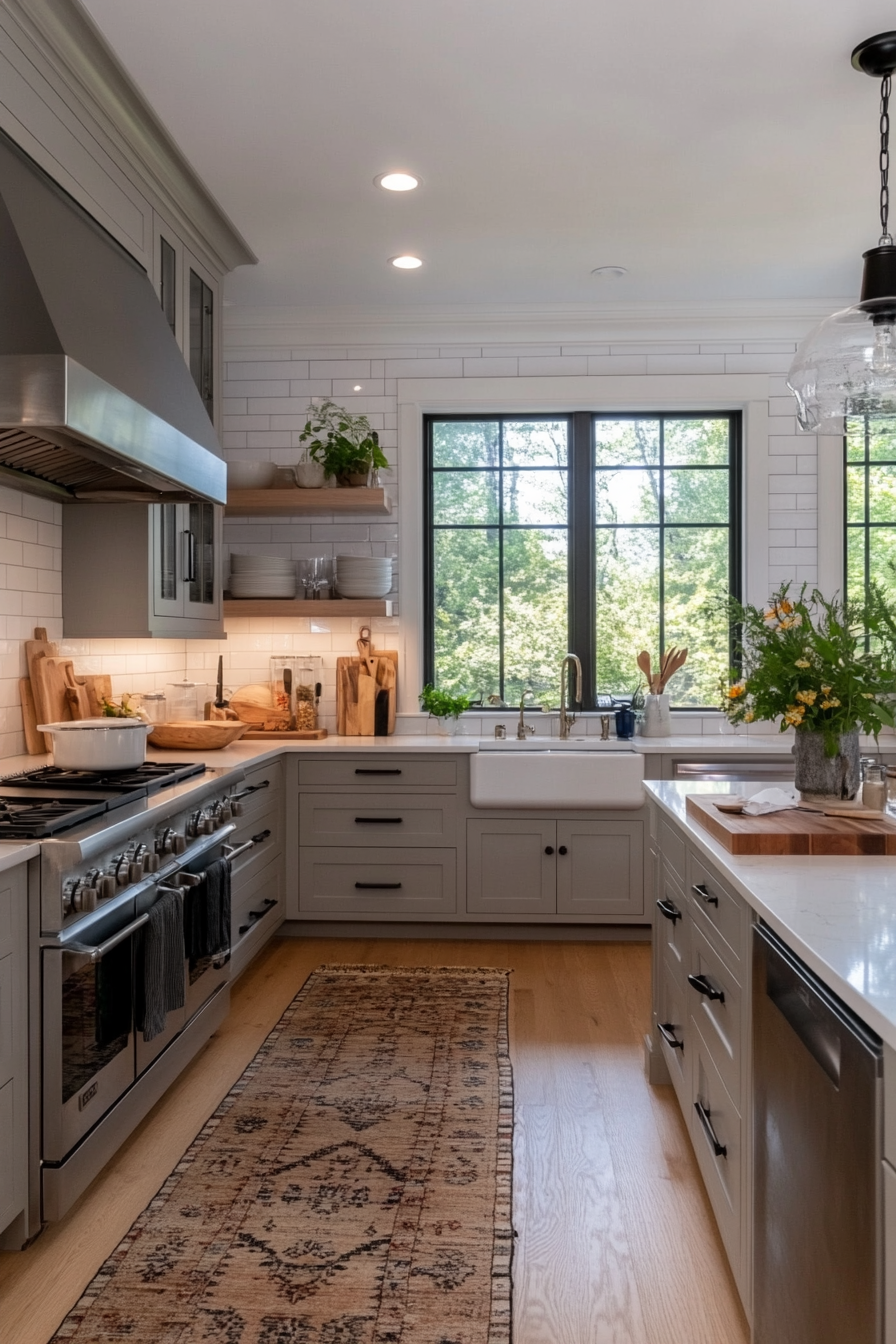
[389,255,423,269]
[375,172,420,191]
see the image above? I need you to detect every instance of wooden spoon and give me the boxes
[659,647,688,692]
[637,650,652,688]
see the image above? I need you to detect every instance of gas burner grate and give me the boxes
[0,795,109,838]
[2,761,206,796]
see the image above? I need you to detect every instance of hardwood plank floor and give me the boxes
[0,937,749,1344]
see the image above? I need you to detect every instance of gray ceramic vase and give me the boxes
[792,728,860,801]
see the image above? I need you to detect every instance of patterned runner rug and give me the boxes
[53,964,513,1344]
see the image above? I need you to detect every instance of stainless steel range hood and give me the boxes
[0,131,226,505]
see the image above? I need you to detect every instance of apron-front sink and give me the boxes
[470,746,644,808]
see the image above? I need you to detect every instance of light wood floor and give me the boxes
[0,938,749,1344]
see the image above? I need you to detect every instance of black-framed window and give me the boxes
[845,416,896,606]
[424,412,742,709]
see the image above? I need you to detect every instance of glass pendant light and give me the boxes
[789,33,896,430]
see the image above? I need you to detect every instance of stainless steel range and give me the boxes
[8,760,270,1225]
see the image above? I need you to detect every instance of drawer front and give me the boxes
[656,954,688,1106]
[687,849,747,973]
[298,758,457,789]
[687,922,743,1109]
[231,859,283,977]
[300,793,457,848]
[656,862,688,977]
[0,1078,17,1231]
[230,776,282,831]
[230,804,282,894]
[243,759,283,793]
[300,848,456,915]
[0,954,12,1090]
[689,1027,742,1273]
[659,818,686,884]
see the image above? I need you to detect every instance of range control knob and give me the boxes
[145,852,160,874]
[172,834,187,856]
[220,803,233,823]
[231,799,244,817]
[76,886,99,913]
[128,859,144,884]
[99,875,117,900]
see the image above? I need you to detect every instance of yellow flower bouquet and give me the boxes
[719,584,896,756]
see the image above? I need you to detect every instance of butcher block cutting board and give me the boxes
[687,792,896,855]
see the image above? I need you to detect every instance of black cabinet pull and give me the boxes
[544,846,554,855]
[688,973,725,1003]
[238,897,278,936]
[692,882,718,907]
[251,829,272,844]
[656,898,681,923]
[558,845,568,855]
[694,1100,727,1157]
[355,882,402,889]
[354,817,403,824]
[658,1021,684,1050]
[355,768,402,775]
[231,780,270,800]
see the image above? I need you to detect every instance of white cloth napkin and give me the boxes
[742,787,800,816]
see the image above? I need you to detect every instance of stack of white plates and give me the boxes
[335,555,393,599]
[229,554,297,599]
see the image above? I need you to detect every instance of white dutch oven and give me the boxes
[37,718,154,770]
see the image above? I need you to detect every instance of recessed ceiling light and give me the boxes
[591,265,628,279]
[375,172,420,191]
[353,384,363,391]
[389,255,423,269]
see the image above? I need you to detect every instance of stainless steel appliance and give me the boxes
[672,760,795,783]
[753,921,883,1344]
[4,760,268,1225]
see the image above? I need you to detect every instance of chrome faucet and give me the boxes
[517,690,535,740]
[559,653,583,740]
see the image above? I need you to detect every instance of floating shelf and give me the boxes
[225,487,392,516]
[223,598,394,618]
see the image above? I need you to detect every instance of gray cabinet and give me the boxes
[64,500,223,638]
[228,759,284,978]
[0,863,30,1250]
[467,817,644,918]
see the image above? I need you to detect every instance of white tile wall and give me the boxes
[0,328,834,758]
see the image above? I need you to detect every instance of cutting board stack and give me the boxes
[336,627,397,736]
[20,627,113,755]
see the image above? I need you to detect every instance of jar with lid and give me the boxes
[293,656,321,731]
[861,759,888,810]
[165,681,207,722]
[141,692,167,724]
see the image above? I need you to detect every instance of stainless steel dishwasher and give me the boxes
[753,921,883,1344]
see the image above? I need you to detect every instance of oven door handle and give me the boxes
[47,911,150,962]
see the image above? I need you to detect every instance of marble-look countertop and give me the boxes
[646,779,896,1051]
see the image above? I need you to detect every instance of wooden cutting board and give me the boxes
[19,678,46,754]
[24,626,57,727]
[687,792,896,855]
[32,655,73,726]
[241,729,329,740]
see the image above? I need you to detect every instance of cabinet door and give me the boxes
[183,501,221,622]
[466,819,556,915]
[556,820,644,917]
[185,250,218,427]
[151,212,185,352]
[152,501,182,618]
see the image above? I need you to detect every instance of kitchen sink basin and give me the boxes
[470,744,644,808]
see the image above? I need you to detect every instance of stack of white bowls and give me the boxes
[335,555,393,599]
[229,554,297,599]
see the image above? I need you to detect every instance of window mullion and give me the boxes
[570,412,595,706]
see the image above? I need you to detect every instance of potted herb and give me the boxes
[298,398,389,486]
[719,584,896,800]
[419,683,471,736]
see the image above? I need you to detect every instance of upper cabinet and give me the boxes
[152,213,221,430]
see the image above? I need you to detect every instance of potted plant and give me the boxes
[298,398,389,486]
[719,584,896,800]
[419,683,471,736]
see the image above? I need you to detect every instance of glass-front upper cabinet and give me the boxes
[189,264,214,423]
[153,501,221,627]
[151,213,221,431]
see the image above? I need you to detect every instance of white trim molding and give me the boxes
[397,372,774,709]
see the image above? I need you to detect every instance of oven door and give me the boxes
[42,905,142,1163]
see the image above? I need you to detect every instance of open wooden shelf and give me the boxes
[223,597,394,618]
[225,487,392,516]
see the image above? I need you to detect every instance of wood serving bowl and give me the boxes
[147,720,249,750]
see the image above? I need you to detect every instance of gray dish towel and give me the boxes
[142,887,185,1042]
[185,857,231,961]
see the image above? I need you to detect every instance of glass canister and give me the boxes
[861,759,887,810]
[165,681,207,722]
[270,656,296,721]
[141,692,167,724]
[293,655,321,731]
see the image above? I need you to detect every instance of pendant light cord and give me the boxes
[881,73,893,245]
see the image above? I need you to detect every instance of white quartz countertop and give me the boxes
[0,842,39,872]
[646,779,896,1051]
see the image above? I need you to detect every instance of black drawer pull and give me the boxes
[692,882,718,907]
[238,898,278,935]
[688,973,725,1003]
[355,882,402,889]
[252,829,272,844]
[354,817,403,824]
[658,1021,684,1050]
[544,845,554,855]
[558,845,568,855]
[231,780,270,800]
[355,768,402,775]
[656,898,681,923]
[694,1099,727,1157]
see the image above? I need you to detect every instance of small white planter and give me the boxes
[37,718,154,770]
[640,694,672,737]
[433,716,459,737]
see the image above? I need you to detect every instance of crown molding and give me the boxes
[1,0,256,275]
[222,297,851,347]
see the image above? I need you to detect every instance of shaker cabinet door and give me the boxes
[556,820,644,917]
[466,819,556,915]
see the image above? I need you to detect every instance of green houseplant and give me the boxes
[719,583,896,799]
[419,683,471,736]
[298,398,389,486]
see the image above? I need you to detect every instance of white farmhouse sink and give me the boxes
[470,745,644,809]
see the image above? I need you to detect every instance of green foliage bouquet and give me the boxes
[719,584,896,754]
[298,398,388,484]
[419,684,471,720]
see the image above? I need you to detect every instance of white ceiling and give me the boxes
[81,0,896,315]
